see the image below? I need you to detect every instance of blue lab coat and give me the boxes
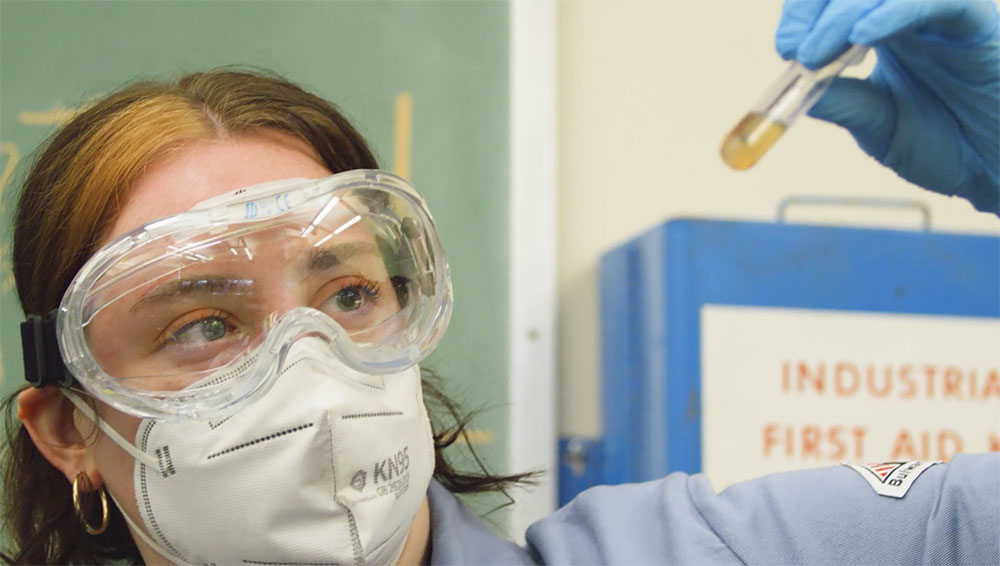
[427,452,999,564]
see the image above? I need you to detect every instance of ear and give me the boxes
[18,386,103,489]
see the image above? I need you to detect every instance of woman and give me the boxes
[4,0,1000,562]
[3,70,533,565]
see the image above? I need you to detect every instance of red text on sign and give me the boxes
[781,361,1000,401]
[762,422,867,461]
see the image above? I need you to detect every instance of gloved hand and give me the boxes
[775,0,1000,215]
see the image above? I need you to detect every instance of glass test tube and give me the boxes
[720,44,869,170]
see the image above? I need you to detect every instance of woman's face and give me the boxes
[39,131,429,564]
[88,131,334,561]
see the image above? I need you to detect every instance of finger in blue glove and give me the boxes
[775,0,1000,215]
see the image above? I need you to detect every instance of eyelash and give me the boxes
[154,309,235,350]
[342,277,381,298]
[150,276,382,352]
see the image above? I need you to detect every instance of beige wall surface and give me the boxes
[556,0,1000,438]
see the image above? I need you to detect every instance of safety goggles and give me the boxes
[21,170,452,420]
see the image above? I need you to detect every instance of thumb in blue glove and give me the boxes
[775,0,1000,215]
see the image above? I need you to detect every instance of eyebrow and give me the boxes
[129,242,381,311]
[303,241,379,273]
[130,277,255,311]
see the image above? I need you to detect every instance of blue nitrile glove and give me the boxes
[776,0,1000,215]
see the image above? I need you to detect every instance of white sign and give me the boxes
[701,305,1000,491]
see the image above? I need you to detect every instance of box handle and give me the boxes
[776,196,931,231]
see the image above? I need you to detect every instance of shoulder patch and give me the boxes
[843,461,940,498]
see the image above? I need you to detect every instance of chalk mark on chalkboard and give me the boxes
[0,144,19,321]
[18,99,97,126]
[449,428,494,445]
[393,92,413,180]
[0,245,12,294]
[0,142,20,213]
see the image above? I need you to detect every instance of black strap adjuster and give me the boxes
[20,311,72,387]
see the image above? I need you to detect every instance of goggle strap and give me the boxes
[62,390,161,470]
[20,311,72,388]
[106,490,192,566]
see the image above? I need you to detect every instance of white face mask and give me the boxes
[68,337,435,566]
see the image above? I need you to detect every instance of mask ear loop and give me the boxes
[61,390,161,471]
[61,390,194,565]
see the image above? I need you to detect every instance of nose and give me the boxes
[256,267,316,323]
[261,307,355,369]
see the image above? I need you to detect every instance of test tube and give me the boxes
[720,44,869,170]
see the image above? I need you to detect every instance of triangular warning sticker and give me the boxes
[844,461,940,498]
[865,462,903,482]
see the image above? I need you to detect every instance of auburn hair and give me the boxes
[2,69,531,565]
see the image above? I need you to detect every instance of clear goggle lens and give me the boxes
[58,171,451,418]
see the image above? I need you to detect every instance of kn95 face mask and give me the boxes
[66,336,436,566]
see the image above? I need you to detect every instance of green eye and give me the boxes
[198,317,228,341]
[322,277,382,315]
[335,288,364,311]
[155,311,236,352]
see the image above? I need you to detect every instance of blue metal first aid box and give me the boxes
[558,216,1000,505]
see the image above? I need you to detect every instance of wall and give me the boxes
[556,0,1000,440]
[0,0,513,518]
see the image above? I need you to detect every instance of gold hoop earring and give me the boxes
[72,472,109,535]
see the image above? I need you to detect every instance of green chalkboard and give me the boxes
[0,0,511,499]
